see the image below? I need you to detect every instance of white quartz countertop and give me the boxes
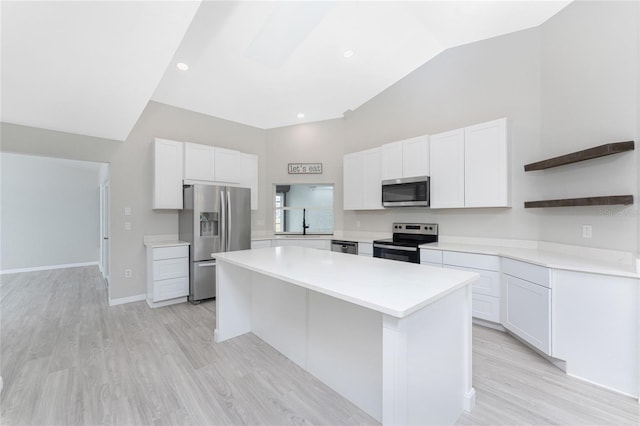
[420,242,639,279]
[213,246,478,318]
[144,240,190,248]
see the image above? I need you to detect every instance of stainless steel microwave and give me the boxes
[382,176,430,207]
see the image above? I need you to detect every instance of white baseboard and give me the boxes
[0,261,99,275]
[108,293,146,306]
[464,388,476,412]
[146,296,187,309]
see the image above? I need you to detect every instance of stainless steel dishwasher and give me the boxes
[331,240,358,255]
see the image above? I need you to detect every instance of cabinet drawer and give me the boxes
[447,265,500,297]
[472,293,500,323]
[443,251,500,271]
[154,276,189,302]
[503,258,550,288]
[358,242,373,256]
[153,245,188,260]
[153,258,189,280]
[420,249,442,265]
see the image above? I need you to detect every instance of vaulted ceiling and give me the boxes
[1,1,572,141]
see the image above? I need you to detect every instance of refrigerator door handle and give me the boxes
[197,261,216,267]
[227,189,232,251]
[220,190,227,252]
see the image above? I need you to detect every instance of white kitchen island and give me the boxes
[213,246,479,425]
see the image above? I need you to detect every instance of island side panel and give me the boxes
[382,285,475,426]
[306,291,383,421]
[251,274,308,368]
[215,260,252,342]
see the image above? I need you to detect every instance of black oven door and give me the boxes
[373,243,420,263]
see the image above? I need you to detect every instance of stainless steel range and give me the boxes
[373,223,438,263]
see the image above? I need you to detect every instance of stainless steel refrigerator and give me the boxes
[179,184,251,303]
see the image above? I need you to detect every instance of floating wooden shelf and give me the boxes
[524,141,634,171]
[524,195,634,208]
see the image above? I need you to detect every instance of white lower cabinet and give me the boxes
[146,244,189,308]
[442,251,501,323]
[251,239,272,249]
[358,242,373,257]
[272,239,330,250]
[502,258,551,355]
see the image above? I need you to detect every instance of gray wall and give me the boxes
[0,153,102,270]
[336,0,639,254]
[342,26,542,241]
[537,0,639,253]
[1,101,266,300]
[265,119,345,232]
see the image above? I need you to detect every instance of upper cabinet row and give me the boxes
[343,118,509,210]
[153,139,259,210]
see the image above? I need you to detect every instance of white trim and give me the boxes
[108,293,146,306]
[146,296,188,309]
[0,261,99,275]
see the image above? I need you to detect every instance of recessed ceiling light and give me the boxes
[176,62,189,71]
[343,49,355,59]
[297,113,305,119]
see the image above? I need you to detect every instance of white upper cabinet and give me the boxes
[362,148,382,209]
[464,118,509,207]
[343,147,383,211]
[430,128,465,208]
[184,142,215,181]
[430,118,509,209]
[153,138,184,210]
[343,152,363,210]
[381,141,403,180]
[214,147,241,183]
[401,136,430,178]
[239,152,259,210]
[381,136,429,180]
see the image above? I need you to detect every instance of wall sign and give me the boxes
[288,163,323,174]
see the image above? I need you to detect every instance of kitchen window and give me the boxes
[274,184,333,234]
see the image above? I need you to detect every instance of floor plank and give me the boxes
[1,266,638,425]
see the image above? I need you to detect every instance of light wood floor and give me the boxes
[1,266,638,425]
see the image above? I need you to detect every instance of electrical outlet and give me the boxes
[582,224,593,239]
[356,220,361,228]
[124,269,132,278]
[124,221,132,231]
[124,207,132,216]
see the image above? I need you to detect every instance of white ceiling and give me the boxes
[1,0,201,141]
[1,1,572,140]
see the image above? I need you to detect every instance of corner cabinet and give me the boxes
[430,118,509,208]
[343,148,383,210]
[153,138,184,209]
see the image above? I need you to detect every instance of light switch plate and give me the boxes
[124,221,132,231]
[124,207,132,216]
[582,224,592,238]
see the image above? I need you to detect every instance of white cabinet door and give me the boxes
[184,142,215,181]
[214,147,241,183]
[381,141,403,180]
[358,242,373,256]
[153,138,184,209]
[464,118,509,207]
[429,128,465,208]
[362,148,382,209]
[343,152,364,210]
[402,136,429,178]
[239,153,258,210]
[504,274,551,354]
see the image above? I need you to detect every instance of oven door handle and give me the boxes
[373,243,416,252]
